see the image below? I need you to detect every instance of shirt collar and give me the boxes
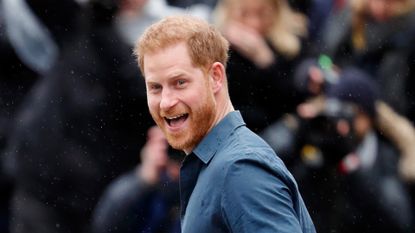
[192,111,245,164]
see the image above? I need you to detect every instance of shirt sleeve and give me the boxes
[221,157,304,233]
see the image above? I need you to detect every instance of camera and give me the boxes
[261,98,360,169]
[298,99,359,167]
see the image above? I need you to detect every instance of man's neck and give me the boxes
[183,100,234,155]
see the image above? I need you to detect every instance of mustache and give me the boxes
[159,108,189,118]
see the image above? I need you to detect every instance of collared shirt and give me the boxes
[180,111,316,233]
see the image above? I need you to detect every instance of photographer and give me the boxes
[262,66,414,233]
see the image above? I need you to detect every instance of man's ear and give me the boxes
[209,62,226,94]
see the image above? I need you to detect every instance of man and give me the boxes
[134,15,316,233]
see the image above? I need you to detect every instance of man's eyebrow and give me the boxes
[145,70,189,84]
[145,78,160,85]
[168,72,188,79]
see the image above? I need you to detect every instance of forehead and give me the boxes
[143,43,195,80]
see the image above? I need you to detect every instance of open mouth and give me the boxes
[165,113,189,127]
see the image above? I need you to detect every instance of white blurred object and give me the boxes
[2,0,58,74]
[115,0,212,45]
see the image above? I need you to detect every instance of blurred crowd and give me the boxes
[1,0,415,233]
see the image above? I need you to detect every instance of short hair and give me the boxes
[134,15,230,75]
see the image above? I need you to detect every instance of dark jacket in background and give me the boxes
[3,2,152,232]
[92,170,180,233]
[295,134,413,233]
[0,5,41,231]
[227,43,302,132]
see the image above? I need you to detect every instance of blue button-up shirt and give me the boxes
[180,111,316,233]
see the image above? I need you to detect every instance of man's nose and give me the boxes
[160,89,178,111]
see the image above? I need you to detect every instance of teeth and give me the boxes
[166,114,186,120]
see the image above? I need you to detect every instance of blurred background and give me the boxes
[0,0,415,232]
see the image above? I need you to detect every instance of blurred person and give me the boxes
[0,0,50,231]
[377,101,415,182]
[321,68,413,233]
[318,0,415,120]
[262,66,414,233]
[212,0,308,132]
[376,100,415,231]
[92,126,182,233]
[115,0,211,46]
[0,0,64,157]
[3,1,153,233]
[134,15,316,233]
[261,55,340,166]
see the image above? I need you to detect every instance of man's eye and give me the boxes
[149,84,161,91]
[177,80,186,86]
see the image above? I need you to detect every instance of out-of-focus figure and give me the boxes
[2,1,153,232]
[0,0,61,232]
[213,0,308,132]
[92,126,182,233]
[262,64,415,233]
[318,0,415,121]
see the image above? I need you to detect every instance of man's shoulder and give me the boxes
[208,126,299,197]
[214,126,289,176]
[224,125,277,156]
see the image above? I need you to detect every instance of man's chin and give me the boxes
[165,133,186,149]
[167,139,188,151]
[166,133,199,153]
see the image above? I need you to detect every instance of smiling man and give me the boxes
[134,15,316,233]
[142,40,223,154]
